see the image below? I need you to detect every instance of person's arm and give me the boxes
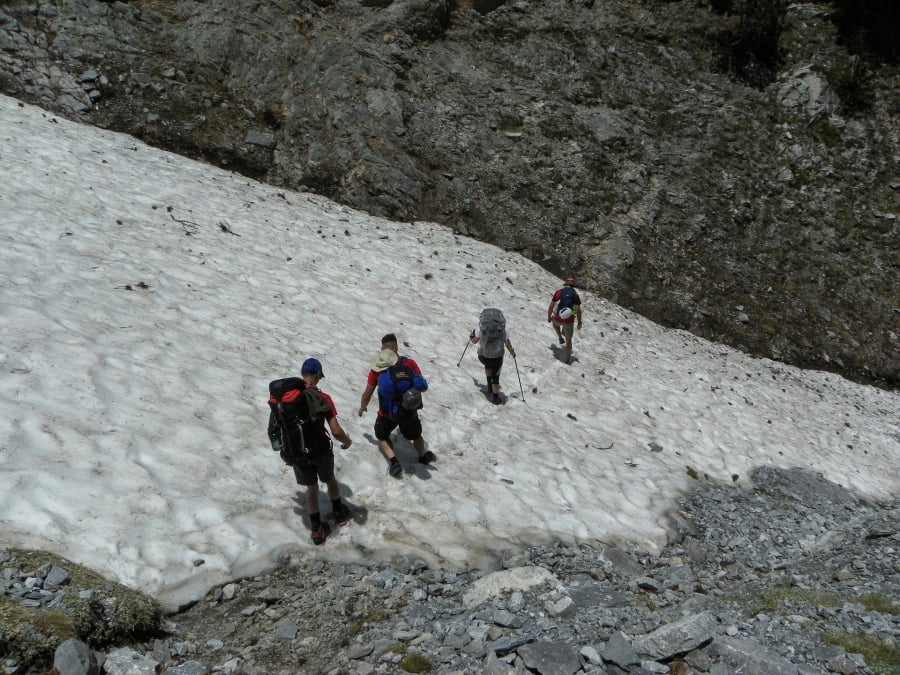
[547,297,556,322]
[505,339,516,358]
[358,383,375,416]
[328,417,352,449]
[413,371,429,392]
[470,328,480,344]
[576,298,583,330]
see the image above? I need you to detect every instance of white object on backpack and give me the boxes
[558,307,574,320]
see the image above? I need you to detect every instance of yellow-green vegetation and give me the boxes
[348,609,392,636]
[33,610,77,641]
[686,466,700,480]
[859,594,899,615]
[400,652,433,673]
[751,586,900,673]
[752,586,899,618]
[824,632,900,675]
[0,549,162,673]
[751,586,841,615]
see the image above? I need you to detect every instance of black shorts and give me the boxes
[291,449,335,486]
[477,354,504,373]
[374,411,422,442]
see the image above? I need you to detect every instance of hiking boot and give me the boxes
[311,522,331,546]
[558,335,565,345]
[419,450,436,465]
[565,357,573,365]
[333,503,351,527]
[492,393,501,405]
[389,458,403,478]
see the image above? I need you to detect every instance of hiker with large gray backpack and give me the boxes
[469,308,517,405]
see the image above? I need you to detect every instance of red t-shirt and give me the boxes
[367,356,422,417]
[316,389,338,420]
[552,287,581,324]
[310,387,337,436]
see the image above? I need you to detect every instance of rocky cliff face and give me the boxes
[2,0,897,386]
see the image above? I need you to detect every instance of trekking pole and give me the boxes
[456,335,472,367]
[513,355,525,403]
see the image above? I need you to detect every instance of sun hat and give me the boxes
[558,307,574,320]
[301,357,324,378]
[371,348,399,372]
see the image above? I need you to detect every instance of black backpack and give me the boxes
[557,286,577,312]
[478,308,506,358]
[267,377,332,464]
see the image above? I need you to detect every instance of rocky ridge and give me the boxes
[3,468,898,674]
[0,0,898,387]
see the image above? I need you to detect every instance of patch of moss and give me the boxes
[0,596,56,672]
[33,610,77,642]
[686,466,700,480]
[859,593,899,615]
[824,632,900,674]
[400,652,433,673]
[0,549,163,672]
[751,586,841,615]
[348,609,392,636]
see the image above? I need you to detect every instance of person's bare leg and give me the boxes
[324,477,340,501]
[379,439,395,460]
[306,483,320,517]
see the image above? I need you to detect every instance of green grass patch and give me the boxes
[348,609,392,636]
[859,594,899,615]
[0,549,162,673]
[753,587,899,618]
[751,586,841,615]
[400,652,433,673]
[824,632,900,674]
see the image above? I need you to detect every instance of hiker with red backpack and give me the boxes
[548,276,583,365]
[267,358,353,546]
[357,333,435,477]
[470,308,517,404]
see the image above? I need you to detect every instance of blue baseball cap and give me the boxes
[301,358,324,378]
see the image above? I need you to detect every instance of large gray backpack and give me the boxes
[479,308,506,358]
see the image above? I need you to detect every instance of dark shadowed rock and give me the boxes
[517,641,582,675]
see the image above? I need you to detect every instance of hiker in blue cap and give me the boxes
[297,357,353,545]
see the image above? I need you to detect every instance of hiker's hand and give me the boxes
[357,406,366,417]
[341,437,352,450]
[510,350,517,358]
[547,315,552,323]
[577,322,583,331]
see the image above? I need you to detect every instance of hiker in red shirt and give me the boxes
[358,333,434,477]
[301,359,352,543]
[547,276,583,365]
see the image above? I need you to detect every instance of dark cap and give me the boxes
[381,333,397,346]
[301,357,324,378]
